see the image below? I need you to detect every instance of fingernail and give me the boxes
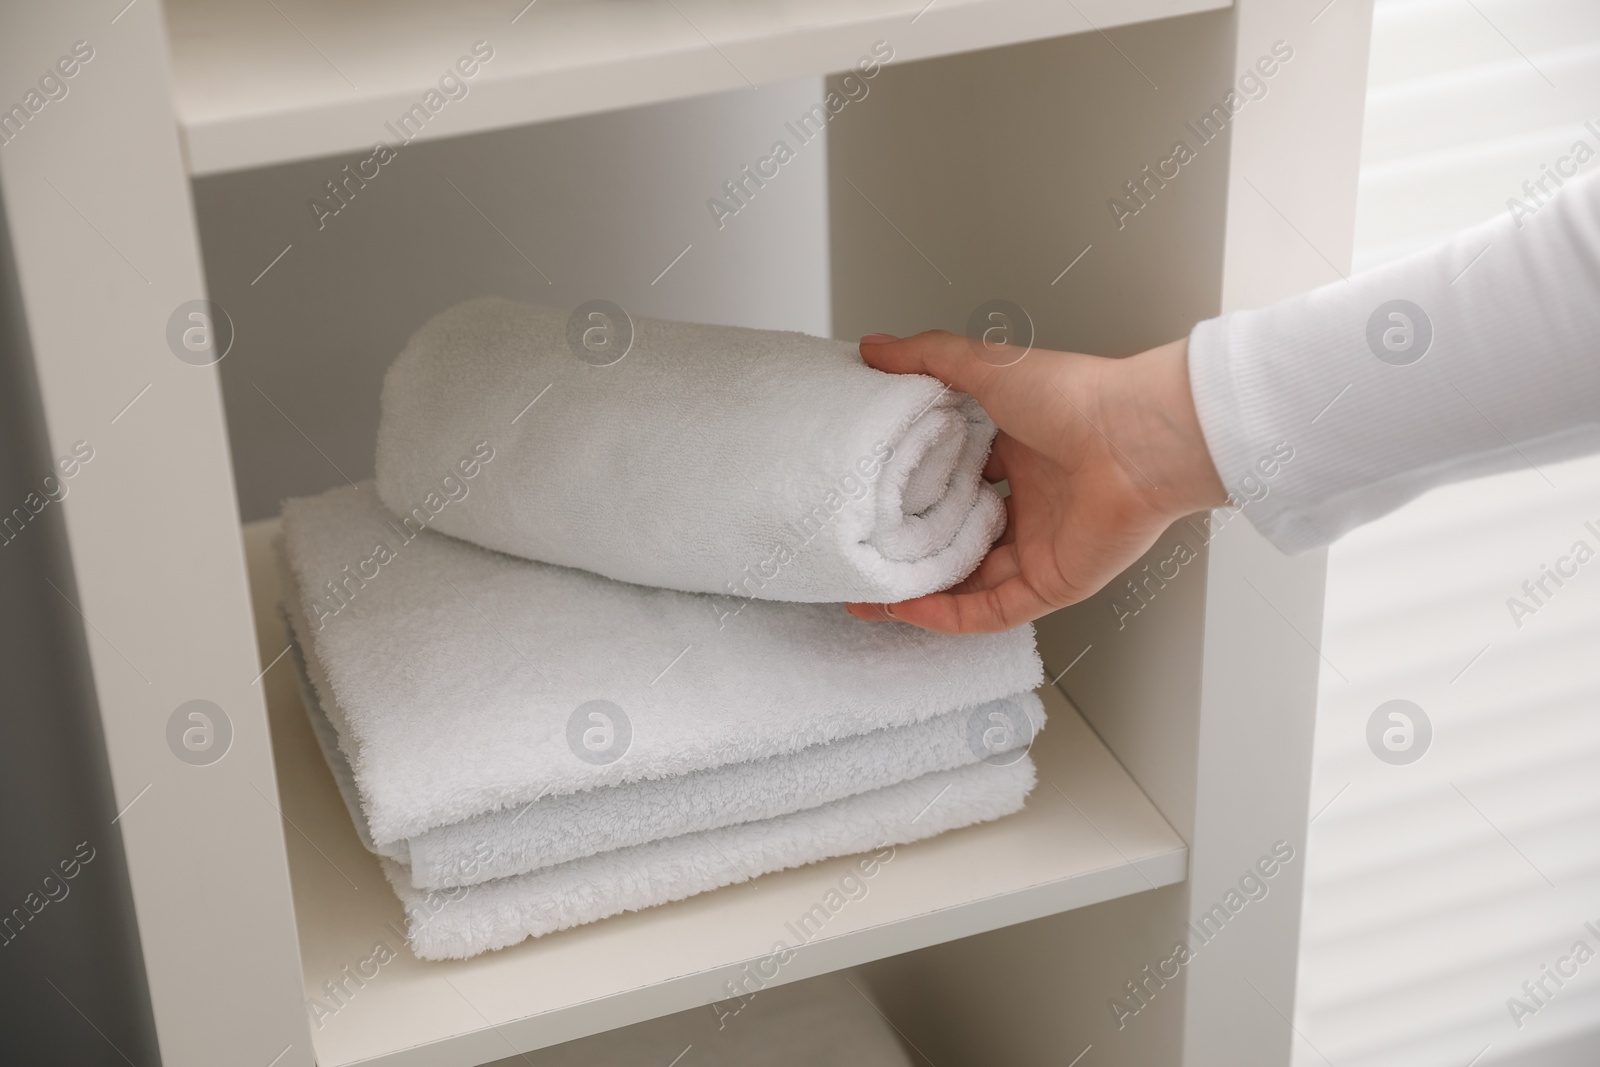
[860,333,899,344]
[881,603,898,620]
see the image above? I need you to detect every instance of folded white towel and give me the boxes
[279,485,1042,845]
[289,626,1043,888]
[374,298,1006,603]
[290,590,1036,960]
[286,631,402,860]
[407,692,1042,888]
[292,633,1036,960]
[390,757,1037,960]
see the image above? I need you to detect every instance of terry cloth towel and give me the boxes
[285,631,402,860]
[288,614,1038,960]
[407,693,1043,888]
[278,484,1043,847]
[373,298,1006,603]
[288,626,1044,888]
[391,757,1036,960]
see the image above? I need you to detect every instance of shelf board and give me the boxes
[166,0,1229,176]
[242,517,1186,1067]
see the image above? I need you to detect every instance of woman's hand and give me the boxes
[845,331,1227,634]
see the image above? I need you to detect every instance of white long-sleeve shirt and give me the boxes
[1188,167,1600,553]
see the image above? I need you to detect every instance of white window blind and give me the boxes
[1294,2,1600,1065]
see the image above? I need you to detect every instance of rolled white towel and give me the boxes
[374,298,1006,603]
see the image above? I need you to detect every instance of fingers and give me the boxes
[858,330,1011,405]
[949,538,1021,591]
[845,572,1054,635]
[983,445,1007,482]
[859,332,1084,463]
[982,437,1013,547]
[844,511,1019,626]
[992,494,1018,548]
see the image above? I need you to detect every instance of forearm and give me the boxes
[1188,168,1600,552]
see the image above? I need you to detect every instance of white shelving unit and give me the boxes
[165,0,1232,176]
[0,1,1376,1064]
[244,519,1186,1067]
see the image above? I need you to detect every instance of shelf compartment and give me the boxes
[165,0,1229,176]
[242,517,1186,1067]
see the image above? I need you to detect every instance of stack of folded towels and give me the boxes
[276,298,1046,960]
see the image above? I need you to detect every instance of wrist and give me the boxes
[1106,337,1228,520]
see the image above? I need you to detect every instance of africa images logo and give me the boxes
[1366,699,1431,765]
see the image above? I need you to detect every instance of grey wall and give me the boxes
[192,76,833,522]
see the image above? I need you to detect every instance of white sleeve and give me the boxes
[1187,167,1600,553]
